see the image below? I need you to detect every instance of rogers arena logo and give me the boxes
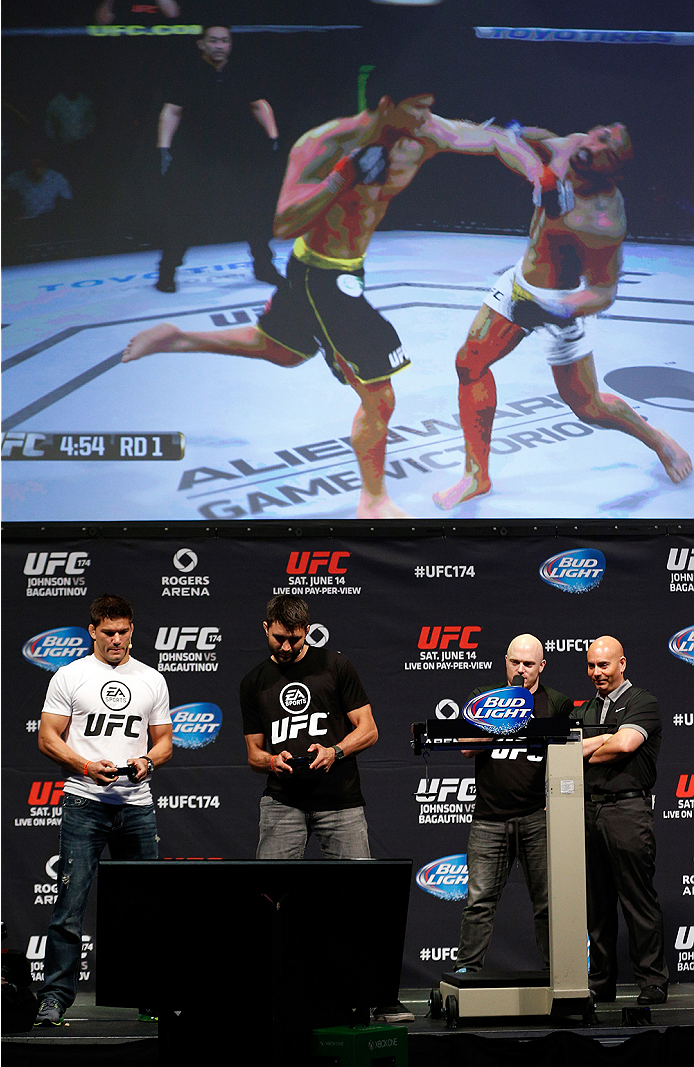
[22,627,91,673]
[171,703,222,749]
[539,549,606,593]
[461,686,534,736]
[669,626,694,666]
[306,623,329,648]
[162,548,210,597]
[416,855,468,901]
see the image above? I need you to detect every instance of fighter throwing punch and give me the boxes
[123,69,543,519]
[434,123,691,510]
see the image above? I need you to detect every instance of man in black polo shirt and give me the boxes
[574,636,669,1005]
[455,634,573,973]
[155,24,282,291]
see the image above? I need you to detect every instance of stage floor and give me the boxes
[2,233,693,522]
[4,984,693,1050]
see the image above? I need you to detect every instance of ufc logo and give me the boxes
[418,626,481,650]
[415,778,476,803]
[24,551,89,576]
[155,626,221,650]
[668,548,694,571]
[2,432,48,458]
[84,714,142,737]
[676,774,694,799]
[286,551,350,575]
[271,712,328,745]
[28,782,64,806]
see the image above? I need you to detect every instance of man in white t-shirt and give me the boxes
[34,594,172,1027]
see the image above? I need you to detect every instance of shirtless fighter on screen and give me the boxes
[433,123,691,510]
[123,86,542,518]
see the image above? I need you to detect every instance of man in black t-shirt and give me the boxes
[455,634,573,973]
[240,595,378,860]
[155,24,282,291]
[572,636,669,1006]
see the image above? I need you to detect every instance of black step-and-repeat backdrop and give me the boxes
[2,533,693,992]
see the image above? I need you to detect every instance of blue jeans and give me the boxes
[456,808,549,971]
[256,797,371,859]
[40,794,158,1010]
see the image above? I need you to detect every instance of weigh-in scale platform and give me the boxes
[412,704,591,1024]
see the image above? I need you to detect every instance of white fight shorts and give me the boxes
[484,261,596,366]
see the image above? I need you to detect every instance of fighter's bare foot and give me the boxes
[432,471,491,510]
[655,431,692,484]
[121,324,185,363]
[356,492,411,519]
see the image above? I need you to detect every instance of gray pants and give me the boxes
[256,796,371,859]
[457,808,549,971]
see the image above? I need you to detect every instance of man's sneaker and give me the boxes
[34,998,63,1026]
[372,1000,415,1023]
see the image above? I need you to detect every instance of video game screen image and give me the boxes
[2,1,692,522]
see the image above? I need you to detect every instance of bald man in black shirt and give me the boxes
[455,634,572,973]
[573,636,669,1005]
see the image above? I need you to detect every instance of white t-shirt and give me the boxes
[42,654,171,805]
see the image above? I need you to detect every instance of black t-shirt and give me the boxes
[240,646,369,811]
[164,48,268,158]
[571,684,661,794]
[469,682,574,820]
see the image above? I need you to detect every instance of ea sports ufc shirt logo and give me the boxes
[272,682,327,745]
[100,681,131,710]
[279,683,311,715]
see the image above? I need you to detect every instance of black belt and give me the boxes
[589,790,648,803]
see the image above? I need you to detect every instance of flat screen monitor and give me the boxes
[96,859,412,1031]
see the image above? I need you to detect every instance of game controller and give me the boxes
[104,765,139,782]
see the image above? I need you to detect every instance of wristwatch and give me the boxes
[142,756,154,777]
[332,745,344,761]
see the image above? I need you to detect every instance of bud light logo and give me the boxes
[539,548,606,594]
[669,626,694,666]
[22,627,91,673]
[416,855,468,901]
[462,686,533,736]
[171,703,222,749]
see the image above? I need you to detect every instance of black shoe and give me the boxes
[636,984,667,1005]
[155,267,176,293]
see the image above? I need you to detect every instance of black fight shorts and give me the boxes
[257,254,410,385]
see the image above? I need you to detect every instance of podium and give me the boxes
[412,718,590,1021]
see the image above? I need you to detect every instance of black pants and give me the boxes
[585,796,668,993]
[158,155,277,275]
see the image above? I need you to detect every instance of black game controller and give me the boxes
[104,765,139,782]
[284,754,316,778]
